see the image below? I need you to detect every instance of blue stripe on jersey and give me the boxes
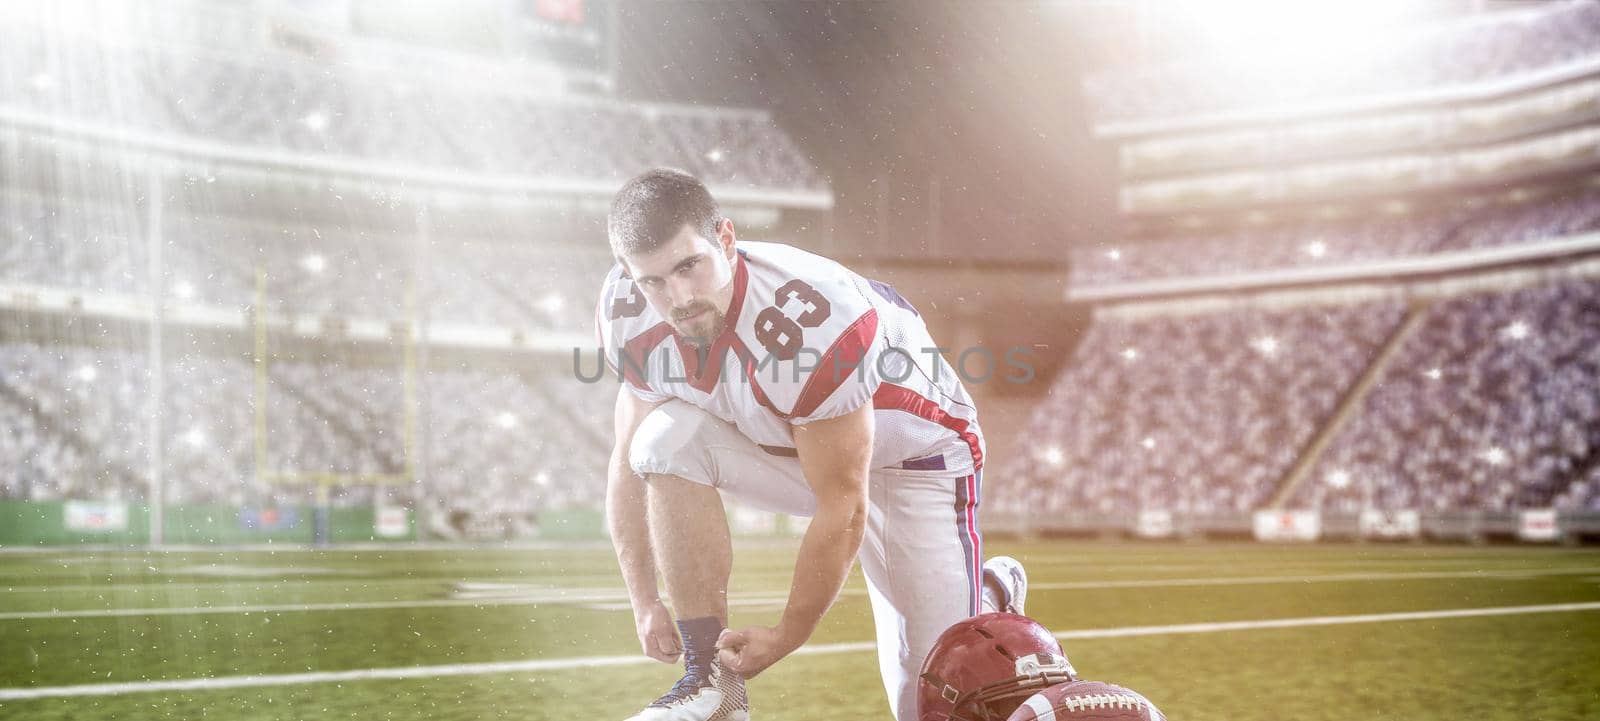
[868,278,919,317]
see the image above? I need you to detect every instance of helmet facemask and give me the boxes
[935,653,1079,721]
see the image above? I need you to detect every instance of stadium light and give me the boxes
[1141,437,1156,450]
[1482,446,1508,466]
[1306,241,1327,258]
[494,411,518,429]
[706,148,725,163]
[1425,367,1442,380]
[172,280,196,300]
[303,111,330,133]
[534,472,551,487]
[1253,336,1280,356]
[1504,320,1530,340]
[1165,0,1428,70]
[301,253,327,274]
[182,428,206,448]
[1105,248,1122,261]
[538,293,565,316]
[1326,469,1351,489]
[1043,447,1065,467]
[75,365,97,383]
[1121,347,1139,361]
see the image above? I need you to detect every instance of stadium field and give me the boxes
[2,541,1598,720]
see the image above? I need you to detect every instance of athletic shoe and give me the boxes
[624,655,749,721]
[982,555,1028,615]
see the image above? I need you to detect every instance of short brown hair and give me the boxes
[607,168,722,258]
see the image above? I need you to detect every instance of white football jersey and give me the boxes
[595,241,984,475]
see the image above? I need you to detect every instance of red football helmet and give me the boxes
[917,613,1079,721]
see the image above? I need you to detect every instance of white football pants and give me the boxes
[629,399,983,721]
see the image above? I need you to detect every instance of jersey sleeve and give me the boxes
[787,306,883,424]
[596,265,670,404]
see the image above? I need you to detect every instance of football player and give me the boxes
[598,169,1026,721]
[917,613,1167,721]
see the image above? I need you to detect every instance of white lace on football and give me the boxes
[1060,692,1140,712]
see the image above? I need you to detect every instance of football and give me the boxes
[1005,680,1166,721]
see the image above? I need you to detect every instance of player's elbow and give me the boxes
[818,481,868,542]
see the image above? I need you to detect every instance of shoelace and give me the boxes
[649,663,713,707]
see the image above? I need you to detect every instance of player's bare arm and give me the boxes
[606,384,674,663]
[716,403,873,678]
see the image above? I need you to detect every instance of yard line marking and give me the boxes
[0,542,619,555]
[579,598,790,612]
[2,601,1597,701]
[0,593,611,621]
[1027,566,1600,591]
[0,572,802,596]
[6,566,1599,621]
[1,578,451,595]
[1051,602,1600,639]
[0,587,794,620]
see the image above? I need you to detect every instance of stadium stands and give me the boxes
[7,0,1599,543]
[999,271,1600,519]
[1556,465,1600,512]
[0,191,618,332]
[992,298,1406,518]
[1300,277,1600,513]
[0,2,794,527]
[1083,1,1600,125]
[1073,185,1600,287]
[0,19,824,193]
[0,340,614,513]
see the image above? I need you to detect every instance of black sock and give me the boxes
[677,616,724,668]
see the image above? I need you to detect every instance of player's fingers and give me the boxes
[654,632,681,659]
[715,628,745,650]
[716,646,740,671]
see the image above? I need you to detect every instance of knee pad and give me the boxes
[628,399,717,487]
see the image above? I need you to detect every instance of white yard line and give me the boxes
[1026,566,1600,590]
[1,578,446,595]
[0,572,801,596]
[5,566,1599,621]
[1050,602,1600,640]
[0,593,607,621]
[2,601,1597,701]
[0,542,617,555]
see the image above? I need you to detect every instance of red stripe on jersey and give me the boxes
[620,322,674,394]
[872,383,984,471]
[790,309,878,420]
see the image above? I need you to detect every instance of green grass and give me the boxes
[2,541,1599,720]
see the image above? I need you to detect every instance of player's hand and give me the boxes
[633,599,681,663]
[715,624,800,679]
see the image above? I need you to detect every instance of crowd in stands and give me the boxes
[0,17,824,194]
[1084,1,1600,125]
[1300,277,1600,513]
[1556,466,1600,512]
[991,299,1405,518]
[1073,185,1600,287]
[7,271,1598,521]
[0,191,620,333]
[1000,274,1600,518]
[0,341,614,516]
